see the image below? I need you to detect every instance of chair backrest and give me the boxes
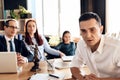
[17,34,23,40]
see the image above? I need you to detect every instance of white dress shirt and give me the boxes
[4,35,28,63]
[5,35,15,52]
[24,35,60,60]
[71,35,120,78]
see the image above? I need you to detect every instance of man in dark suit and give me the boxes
[0,19,32,64]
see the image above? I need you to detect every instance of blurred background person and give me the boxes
[0,19,30,64]
[71,12,120,80]
[55,30,76,56]
[24,19,65,62]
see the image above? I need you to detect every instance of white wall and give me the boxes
[106,0,120,33]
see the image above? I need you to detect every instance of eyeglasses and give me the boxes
[8,26,19,29]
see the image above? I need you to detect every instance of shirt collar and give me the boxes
[5,35,14,42]
[96,35,105,54]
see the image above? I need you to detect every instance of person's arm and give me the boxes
[17,53,28,64]
[71,67,85,80]
[71,67,120,80]
[54,43,62,50]
[70,41,86,80]
[42,35,65,56]
[84,74,120,80]
[20,40,34,62]
[54,43,65,57]
[99,78,120,80]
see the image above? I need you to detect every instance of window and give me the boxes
[106,0,120,33]
[28,0,80,38]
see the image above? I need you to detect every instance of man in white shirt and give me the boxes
[0,19,30,64]
[70,12,120,80]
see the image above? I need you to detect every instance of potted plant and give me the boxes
[10,10,19,19]
[18,5,32,19]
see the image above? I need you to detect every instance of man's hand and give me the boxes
[71,67,85,80]
[84,74,101,80]
[17,53,28,65]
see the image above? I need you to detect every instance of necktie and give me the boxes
[9,40,14,51]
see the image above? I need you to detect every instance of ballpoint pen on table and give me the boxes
[49,74,59,78]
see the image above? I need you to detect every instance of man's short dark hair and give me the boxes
[79,12,101,26]
[4,19,16,27]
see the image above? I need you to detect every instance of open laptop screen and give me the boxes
[0,52,17,73]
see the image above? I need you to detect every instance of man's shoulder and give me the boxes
[77,39,84,44]
[76,39,85,48]
[0,35,4,38]
[0,35,4,40]
[14,38,24,43]
[104,35,120,45]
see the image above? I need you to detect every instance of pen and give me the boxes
[49,74,59,78]
[47,60,53,68]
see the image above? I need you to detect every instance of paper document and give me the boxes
[29,73,65,80]
[54,59,71,69]
[61,56,74,62]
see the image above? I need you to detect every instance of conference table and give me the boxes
[0,59,74,80]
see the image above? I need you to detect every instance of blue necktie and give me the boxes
[9,40,14,51]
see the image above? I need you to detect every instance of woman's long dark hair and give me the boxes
[25,19,43,46]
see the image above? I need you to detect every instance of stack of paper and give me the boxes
[61,56,74,62]
[29,73,65,80]
[53,59,71,69]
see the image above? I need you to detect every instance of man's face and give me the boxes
[80,19,103,48]
[4,20,18,38]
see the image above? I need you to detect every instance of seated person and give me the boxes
[71,12,120,80]
[24,19,65,61]
[55,30,76,56]
[0,19,31,64]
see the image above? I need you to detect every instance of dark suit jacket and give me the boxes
[0,35,34,62]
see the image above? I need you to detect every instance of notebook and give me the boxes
[0,52,18,73]
[61,56,74,62]
[53,59,71,69]
[29,73,65,80]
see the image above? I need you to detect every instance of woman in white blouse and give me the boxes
[24,19,65,62]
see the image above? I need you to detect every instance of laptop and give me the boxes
[0,52,18,73]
